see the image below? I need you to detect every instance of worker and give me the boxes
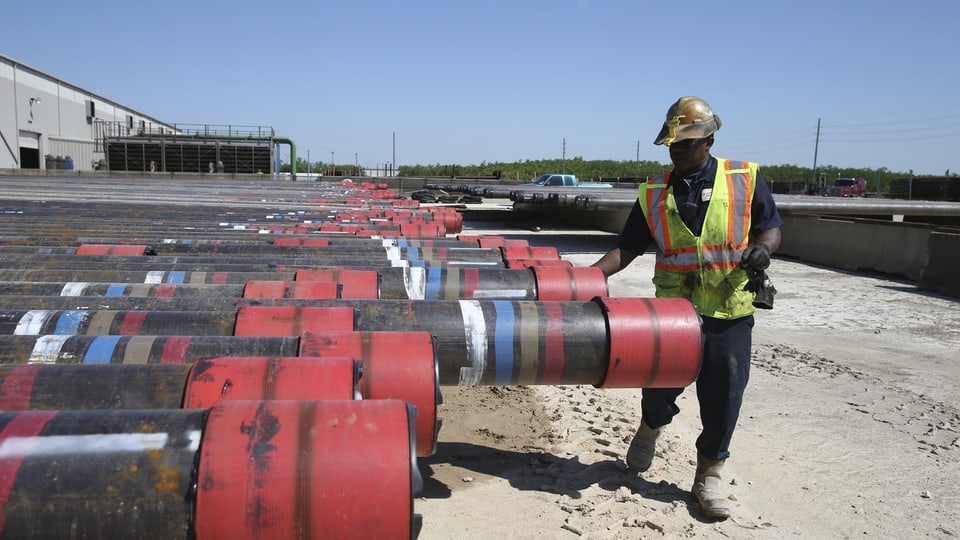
[590,96,782,519]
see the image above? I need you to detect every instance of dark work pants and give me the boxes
[640,315,754,461]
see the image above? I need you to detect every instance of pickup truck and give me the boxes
[528,174,612,188]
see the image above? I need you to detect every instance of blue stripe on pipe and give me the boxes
[85,335,123,364]
[54,310,86,335]
[167,271,186,284]
[426,267,443,300]
[105,284,126,297]
[493,301,516,384]
[407,247,420,266]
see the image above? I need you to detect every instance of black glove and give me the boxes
[741,243,771,271]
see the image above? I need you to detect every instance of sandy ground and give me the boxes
[415,215,960,539]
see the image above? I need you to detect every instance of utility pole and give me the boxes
[636,140,640,178]
[561,138,566,173]
[394,131,401,194]
[812,118,821,188]
[355,153,358,175]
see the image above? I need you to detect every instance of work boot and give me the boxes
[625,420,661,472]
[693,454,731,519]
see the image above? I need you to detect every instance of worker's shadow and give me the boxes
[417,441,687,507]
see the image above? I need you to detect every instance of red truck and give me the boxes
[828,177,867,197]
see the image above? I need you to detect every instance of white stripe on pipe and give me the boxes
[28,335,70,364]
[0,430,202,458]
[60,282,88,296]
[385,246,402,264]
[403,267,427,300]
[15,311,54,335]
[458,300,487,385]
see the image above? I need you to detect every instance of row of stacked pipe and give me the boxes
[0,178,703,539]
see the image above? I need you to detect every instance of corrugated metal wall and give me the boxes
[47,137,97,171]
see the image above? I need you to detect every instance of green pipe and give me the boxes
[273,136,296,181]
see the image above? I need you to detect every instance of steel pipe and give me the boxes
[0,363,194,409]
[244,298,701,388]
[0,309,244,336]
[0,408,204,538]
[0,357,360,410]
[0,281,248,297]
[0,235,499,249]
[182,356,360,406]
[0,335,301,365]
[0,298,701,388]
[376,266,605,301]
[0,331,441,456]
[0,249,507,268]
[0,296,248,311]
[0,269,297,285]
[0,400,422,539]
[0,267,607,303]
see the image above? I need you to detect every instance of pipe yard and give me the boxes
[0,175,704,539]
[0,173,957,538]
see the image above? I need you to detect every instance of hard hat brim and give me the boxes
[653,119,720,146]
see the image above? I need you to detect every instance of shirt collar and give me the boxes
[669,156,717,187]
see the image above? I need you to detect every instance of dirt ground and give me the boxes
[415,216,960,539]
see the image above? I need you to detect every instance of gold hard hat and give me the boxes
[653,96,722,146]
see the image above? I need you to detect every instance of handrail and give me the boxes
[0,128,18,166]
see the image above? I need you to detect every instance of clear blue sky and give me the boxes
[4,0,959,175]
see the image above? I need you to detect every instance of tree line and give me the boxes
[284,156,950,196]
[395,158,933,196]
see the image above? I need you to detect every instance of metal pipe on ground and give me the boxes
[0,258,505,272]
[0,249,507,267]
[0,282,248,298]
[0,334,301,364]
[0,235,499,249]
[0,331,441,456]
[0,357,361,410]
[0,269,297,284]
[0,266,608,301]
[0,297,702,388]
[0,400,422,539]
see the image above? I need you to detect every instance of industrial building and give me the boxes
[1,54,282,175]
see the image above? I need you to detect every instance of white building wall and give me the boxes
[0,54,174,171]
[47,137,96,170]
[0,59,20,168]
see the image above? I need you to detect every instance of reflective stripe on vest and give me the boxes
[640,159,755,271]
[637,158,759,318]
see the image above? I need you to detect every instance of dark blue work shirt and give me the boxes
[616,156,783,255]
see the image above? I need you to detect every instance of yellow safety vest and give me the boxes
[638,158,759,319]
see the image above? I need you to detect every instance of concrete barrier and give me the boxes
[779,215,960,297]
[918,231,960,297]
[779,215,931,281]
